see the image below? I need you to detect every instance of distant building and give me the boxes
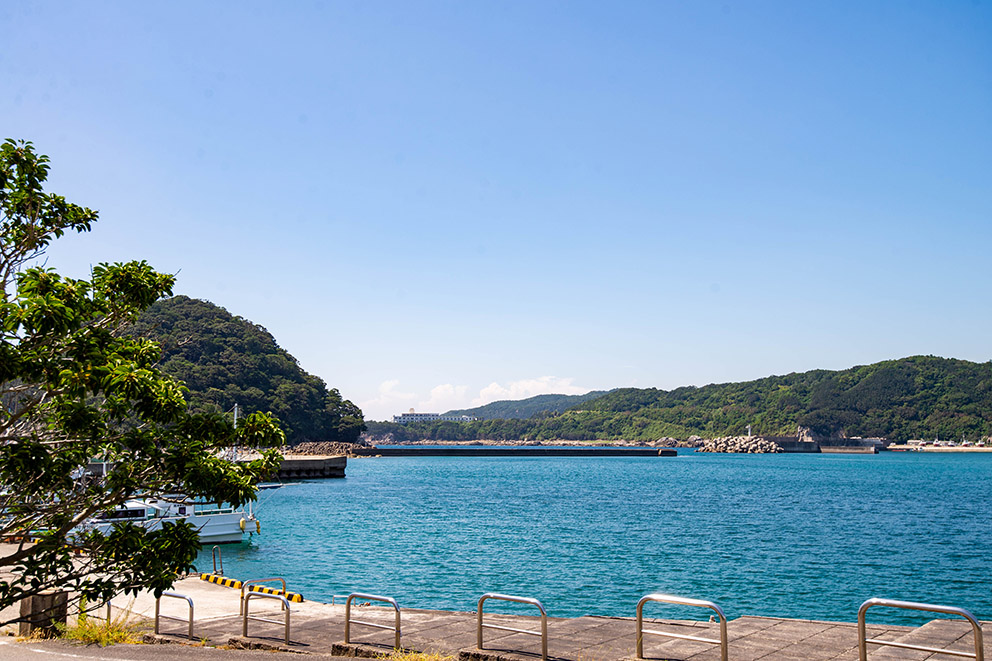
[392,408,477,424]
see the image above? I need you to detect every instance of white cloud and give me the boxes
[359,379,417,420]
[472,376,586,407]
[418,383,470,413]
[361,376,590,421]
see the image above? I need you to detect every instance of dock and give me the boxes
[85,575,991,660]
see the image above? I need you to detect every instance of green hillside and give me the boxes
[365,356,992,442]
[131,296,365,444]
[444,391,608,420]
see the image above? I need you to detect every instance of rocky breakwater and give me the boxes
[697,436,783,453]
[289,441,370,457]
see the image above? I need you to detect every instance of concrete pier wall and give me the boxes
[274,454,346,479]
[763,438,821,453]
[357,447,674,457]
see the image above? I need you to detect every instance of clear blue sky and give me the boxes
[3,1,990,421]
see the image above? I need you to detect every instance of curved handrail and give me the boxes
[344,592,401,648]
[477,593,548,661]
[211,546,223,576]
[858,598,984,661]
[242,592,291,645]
[155,591,194,639]
[239,577,287,615]
[636,593,727,661]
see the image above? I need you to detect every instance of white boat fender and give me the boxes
[239,518,246,532]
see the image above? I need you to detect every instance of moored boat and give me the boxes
[83,497,260,544]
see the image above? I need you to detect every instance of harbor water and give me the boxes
[197,450,992,624]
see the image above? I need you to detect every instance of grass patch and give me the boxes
[379,652,455,661]
[58,603,148,646]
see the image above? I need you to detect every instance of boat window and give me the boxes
[95,509,146,520]
[193,502,235,515]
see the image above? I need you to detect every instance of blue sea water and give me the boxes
[197,451,992,624]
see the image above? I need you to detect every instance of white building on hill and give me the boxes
[392,409,478,424]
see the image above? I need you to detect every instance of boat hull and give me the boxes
[86,511,249,544]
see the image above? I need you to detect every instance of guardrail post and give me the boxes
[239,577,287,615]
[212,546,223,576]
[477,592,548,661]
[242,592,291,645]
[858,598,984,661]
[344,593,401,649]
[154,592,194,639]
[636,593,727,661]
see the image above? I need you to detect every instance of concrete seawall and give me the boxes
[762,437,880,453]
[820,445,878,454]
[764,438,821,453]
[272,454,346,479]
[356,447,676,457]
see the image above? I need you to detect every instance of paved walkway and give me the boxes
[91,576,987,660]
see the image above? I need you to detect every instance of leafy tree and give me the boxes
[0,139,284,624]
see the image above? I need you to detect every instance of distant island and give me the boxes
[366,356,992,444]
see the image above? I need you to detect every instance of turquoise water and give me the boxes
[197,451,992,624]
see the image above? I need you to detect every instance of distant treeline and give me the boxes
[132,296,365,444]
[444,391,609,420]
[366,356,992,442]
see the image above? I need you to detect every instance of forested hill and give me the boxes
[132,296,365,444]
[365,356,992,443]
[444,391,608,420]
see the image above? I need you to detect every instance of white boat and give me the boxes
[84,497,260,544]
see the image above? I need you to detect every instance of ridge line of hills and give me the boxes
[367,355,992,443]
[442,391,609,420]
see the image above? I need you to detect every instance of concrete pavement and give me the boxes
[1,574,988,660]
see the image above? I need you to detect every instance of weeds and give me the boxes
[378,651,456,661]
[57,601,148,646]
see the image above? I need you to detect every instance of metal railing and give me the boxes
[344,593,401,648]
[636,593,728,661]
[477,593,548,661]
[240,577,287,615]
[242,592,291,645]
[155,591,194,639]
[858,598,984,661]
[212,546,223,576]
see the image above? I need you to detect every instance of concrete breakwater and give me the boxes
[361,435,881,454]
[354,446,676,457]
[235,453,348,479]
[274,454,346,478]
[697,436,877,454]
